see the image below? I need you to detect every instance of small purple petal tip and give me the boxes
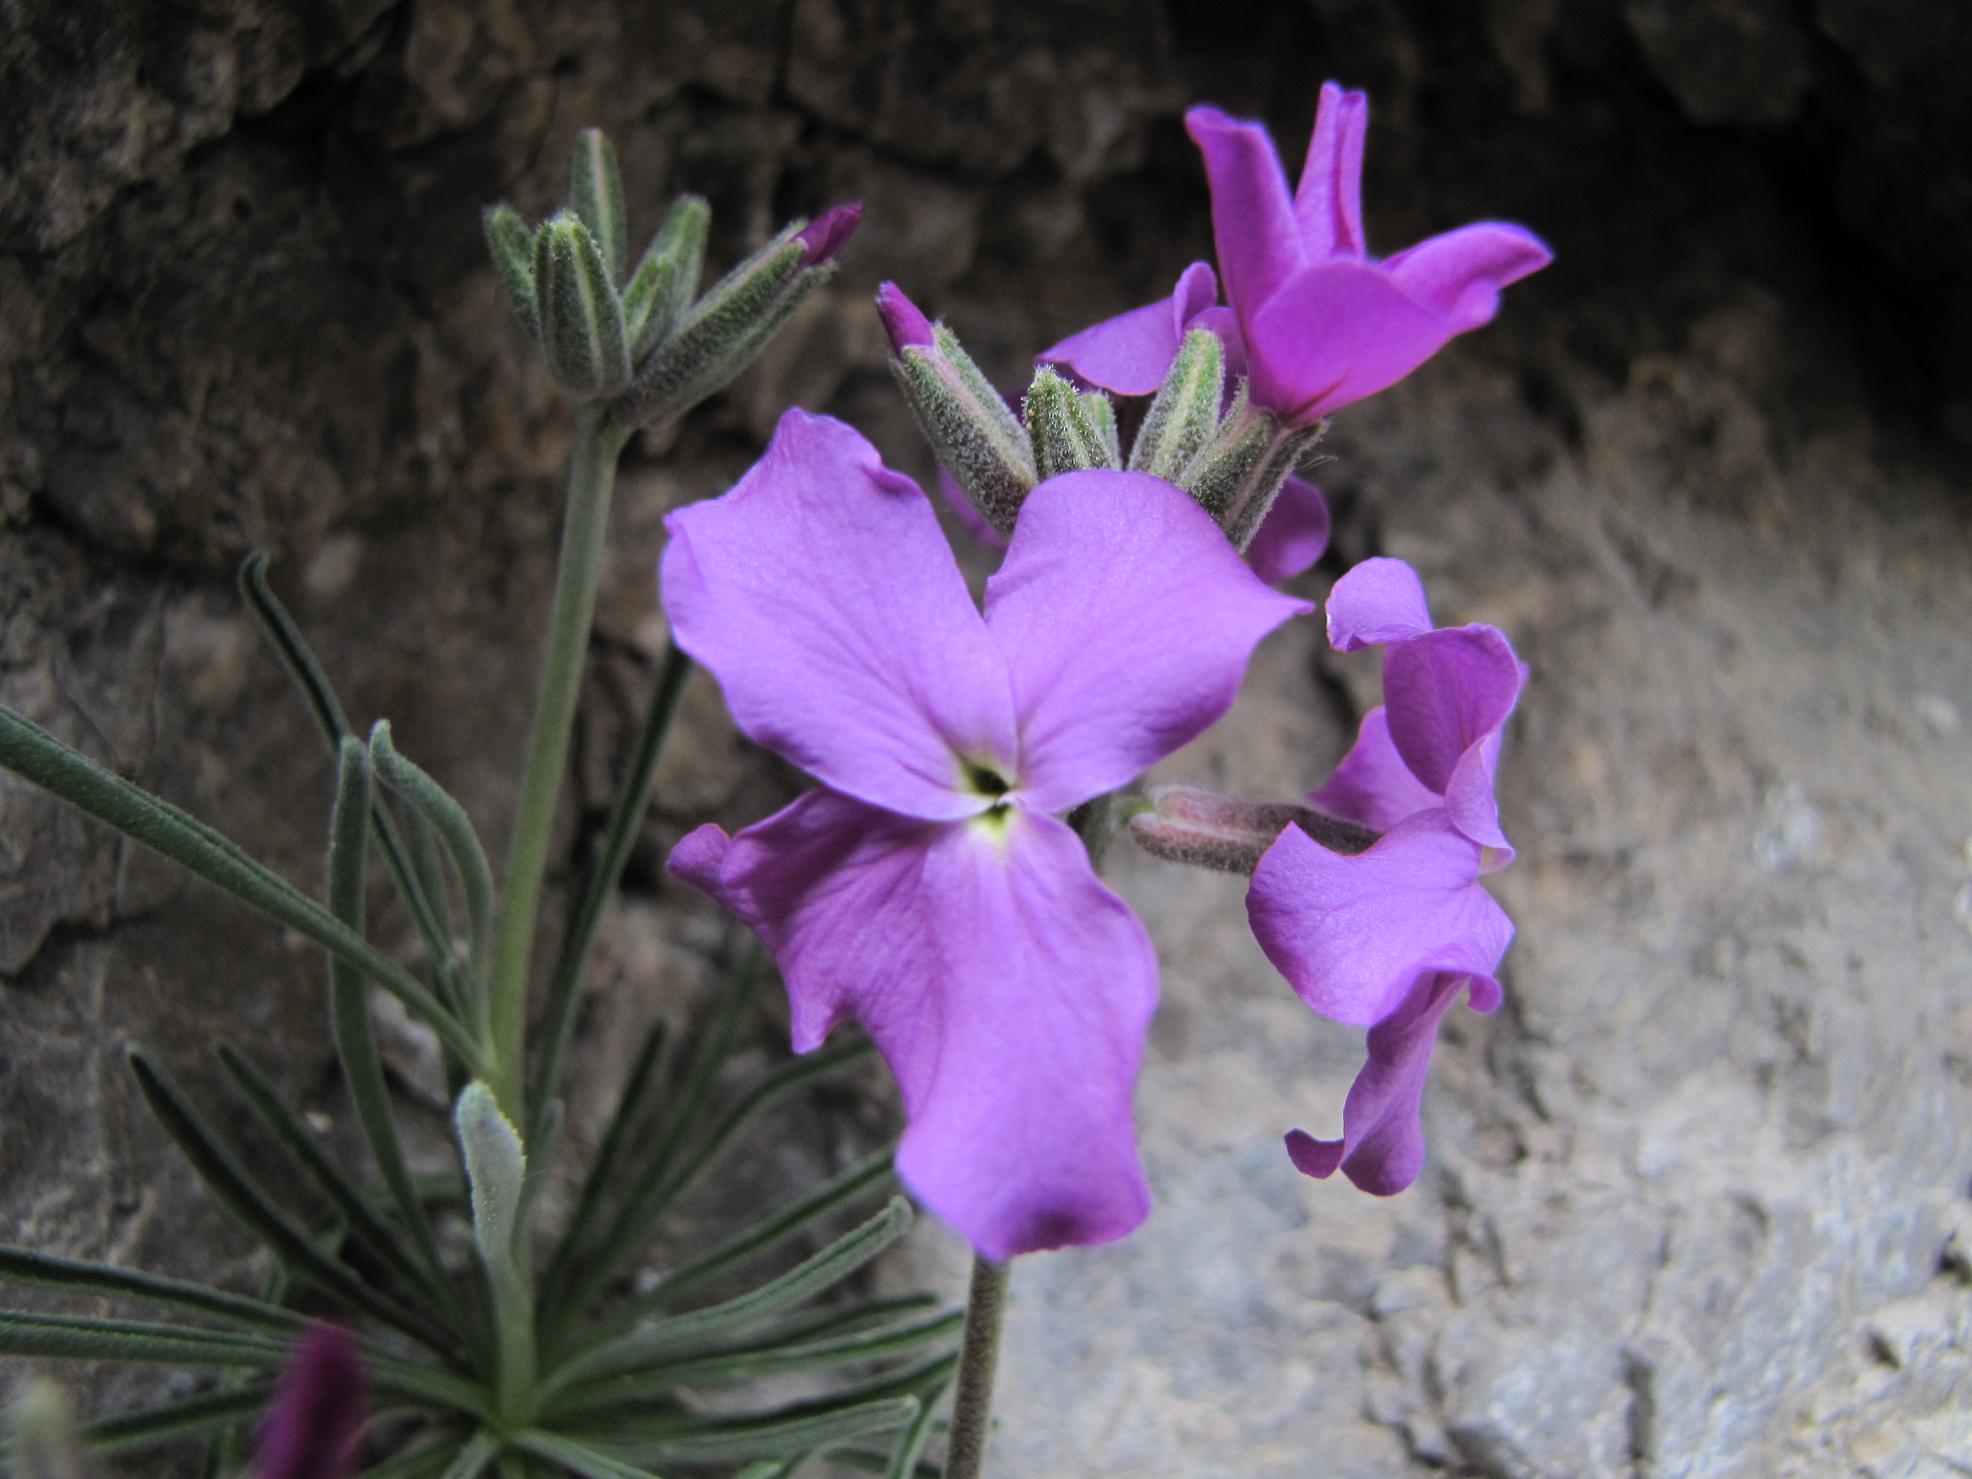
[875,280,935,353]
[258,1324,368,1479]
[797,201,863,267]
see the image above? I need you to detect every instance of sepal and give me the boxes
[566,128,629,283]
[1129,327,1223,481]
[534,212,633,399]
[1024,366,1114,478]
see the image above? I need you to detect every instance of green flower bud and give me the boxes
[623,194,711,362]
[567,128,629,283]
[1024,367,1114,479]
[1129,328,1224,482]
[533,212,633,399]
[483,204,540,341]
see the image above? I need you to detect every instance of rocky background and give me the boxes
[4,1,1971,1474]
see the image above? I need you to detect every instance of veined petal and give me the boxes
[1186,106,1305,330]
[1284,969,1496,1195]
[1246,809,1512,1027]
[671,792,1156,1260]
[1245,259,1461,422]
[1308,706,1441,832]
[1381,624,1522,798]
[1037,261,1219,397]
[984,470,1310,812]
[1294,82,1369,257]
[1383,221,1552,331]
[1246,473,1331,584]
[1326,556,1433,651]
[661,409,1018,821]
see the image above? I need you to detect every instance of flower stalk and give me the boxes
[942,1254,1010,1479]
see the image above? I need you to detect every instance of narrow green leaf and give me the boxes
[568,130,629,284]
[881,1367,951,1479]
[545,1198,912,1396]
[327,740,460,1328]
[530,640,692,1135]
[81,1383,273,1457]
[0,1246,303,1334]
[510,1431,670,1479]
[434,1431,501,1479]
[485,205,542,340]
[214,1041,453,1324]
[359,1435,478,1479]
[126,1047,454,1356]
[627,1395,920,1465]
[0,1308,287,1367]
[237,553,456,976]
[0,705,486,1071]
[370,721,496,985]
[456,1083,528,1270]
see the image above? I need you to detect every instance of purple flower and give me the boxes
[795,201,863,267]
[1035,263,1331,582]
[664,409,1306,1259]
[1311,556,1523,864]
[1186,82,1551,424]
[257,1324,367,1479]
[1245,557,1523,1194]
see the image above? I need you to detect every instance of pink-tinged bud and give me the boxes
[258,1325,368,1479]
[875,280,935,354]
[796,201,862,267]
[1129,785,1376,875]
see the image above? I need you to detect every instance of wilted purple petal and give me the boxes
[1246,809,1512,1027]
[983,469,1309,811]
[1326,556,1433,651]
[1293,81,1369,257]
[257,1325,367,1479]
[1284,970,1496,1194]
[1037,261,1220,397]
[1246,260,1466,422]
[661,409,1018,821]
[1245,473,1331,583]
[796,201,863,267]
[1186,106,1305,328]
[1308,707,1442,832]
[672,791,1155,1260]
[1383,221,1552,330]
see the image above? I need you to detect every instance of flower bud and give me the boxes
[1024,367,1115,478]
[533,212,633,399]
[567,128,629,283]
[1081,389,1122,466]
[623,194,710,360]
[797,201,863,267]
[482,204,539,341]
[1181,388,1325,550]
[1130,327,1224,481]
[890,318,1038,535]
[7,1379,83,1479]
[1128,785,1375,874]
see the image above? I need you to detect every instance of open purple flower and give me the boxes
[257,1324,367,1479]
[1245,557,1523,1194]
[1188,82,1551,425]
[1035,264,1330,582]
[1310,556,1523,865]
[665,409,1306,1258]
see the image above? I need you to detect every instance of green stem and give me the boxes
[941,1255,1009,1479]
[487,404,630,1118]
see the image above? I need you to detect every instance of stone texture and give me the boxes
[4,0,1971,1475]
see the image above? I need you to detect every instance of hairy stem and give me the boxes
[941,1255,1009,1479]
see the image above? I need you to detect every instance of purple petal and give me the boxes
[1246,809,1512,1027]
[983,469,1310,812]
[1308,706,1441,832]
[1284,969,1496,1195]
[876,280,934,352]
[796,201,863,267]
[1382,624,1522,799]
[1383,221,1552,330]
[1185,106,1306,330]
[661,409,1018,821]
[1326,556,1433,651]
[1245,259,1462,422]
[1245,473,1331,583]
[257,1325,367,1479]
[1036,261,1218,398]
[1293,82,1369,258]
[672,790,1156,1260]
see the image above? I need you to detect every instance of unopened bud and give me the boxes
[623,194,711,361]
[534,213,632,398]
[567,129,629,283]
[891,321,1037,535]
[483,204,540,341]
[7,1380,84,1479]
[1130,328,1224,481]
[1129,785,1376,874]
[1181,389,1325,550]
[1081,390,1122,467]
[875,280,934,352]
[797,201,863,268]
[1025,367,1114,479]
